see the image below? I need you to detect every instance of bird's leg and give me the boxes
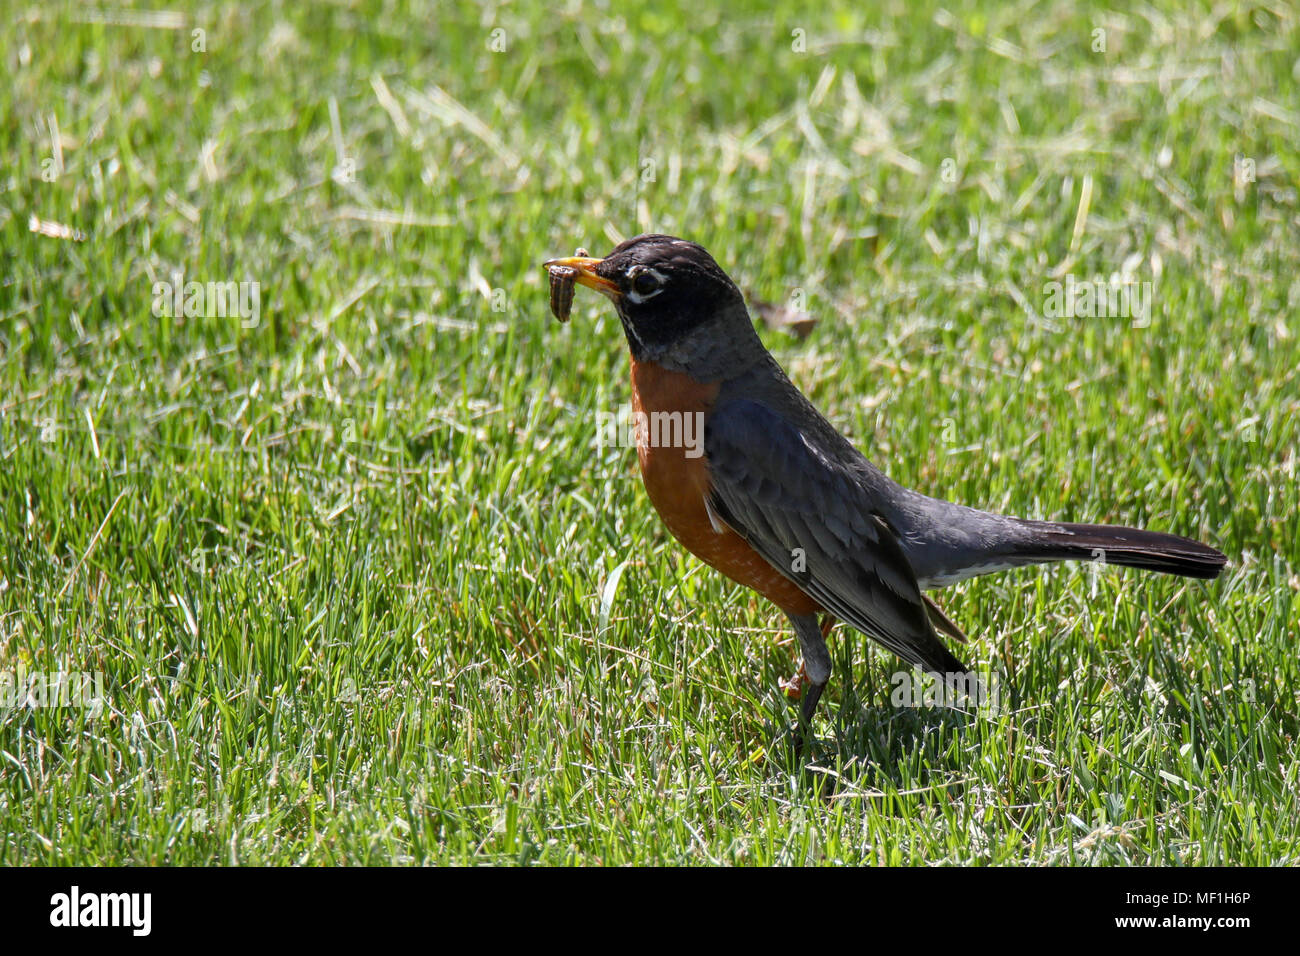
[787,613,832,758]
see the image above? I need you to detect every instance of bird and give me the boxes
[543,234,1226,753]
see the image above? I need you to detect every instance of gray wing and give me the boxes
[705,399,967,676]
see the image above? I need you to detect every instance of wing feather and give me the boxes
[706,400,967,675]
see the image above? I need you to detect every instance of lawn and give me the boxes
[1,0,1296,865]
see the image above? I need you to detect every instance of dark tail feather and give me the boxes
[923,594,968,644]
[1015,520,1227,580]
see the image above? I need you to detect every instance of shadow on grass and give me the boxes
[764,690,980,802]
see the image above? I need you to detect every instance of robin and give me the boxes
[543,235,1226,751]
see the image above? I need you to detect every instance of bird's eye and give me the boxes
[632,270,661,296]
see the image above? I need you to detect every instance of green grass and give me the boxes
[1,0,1297,865]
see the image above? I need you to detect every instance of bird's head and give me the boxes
[544,234,751,366]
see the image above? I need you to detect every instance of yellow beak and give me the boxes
[542,255,621,298]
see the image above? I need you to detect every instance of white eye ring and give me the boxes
[626,267,668,304]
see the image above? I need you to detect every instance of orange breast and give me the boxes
[629,358,821,617]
